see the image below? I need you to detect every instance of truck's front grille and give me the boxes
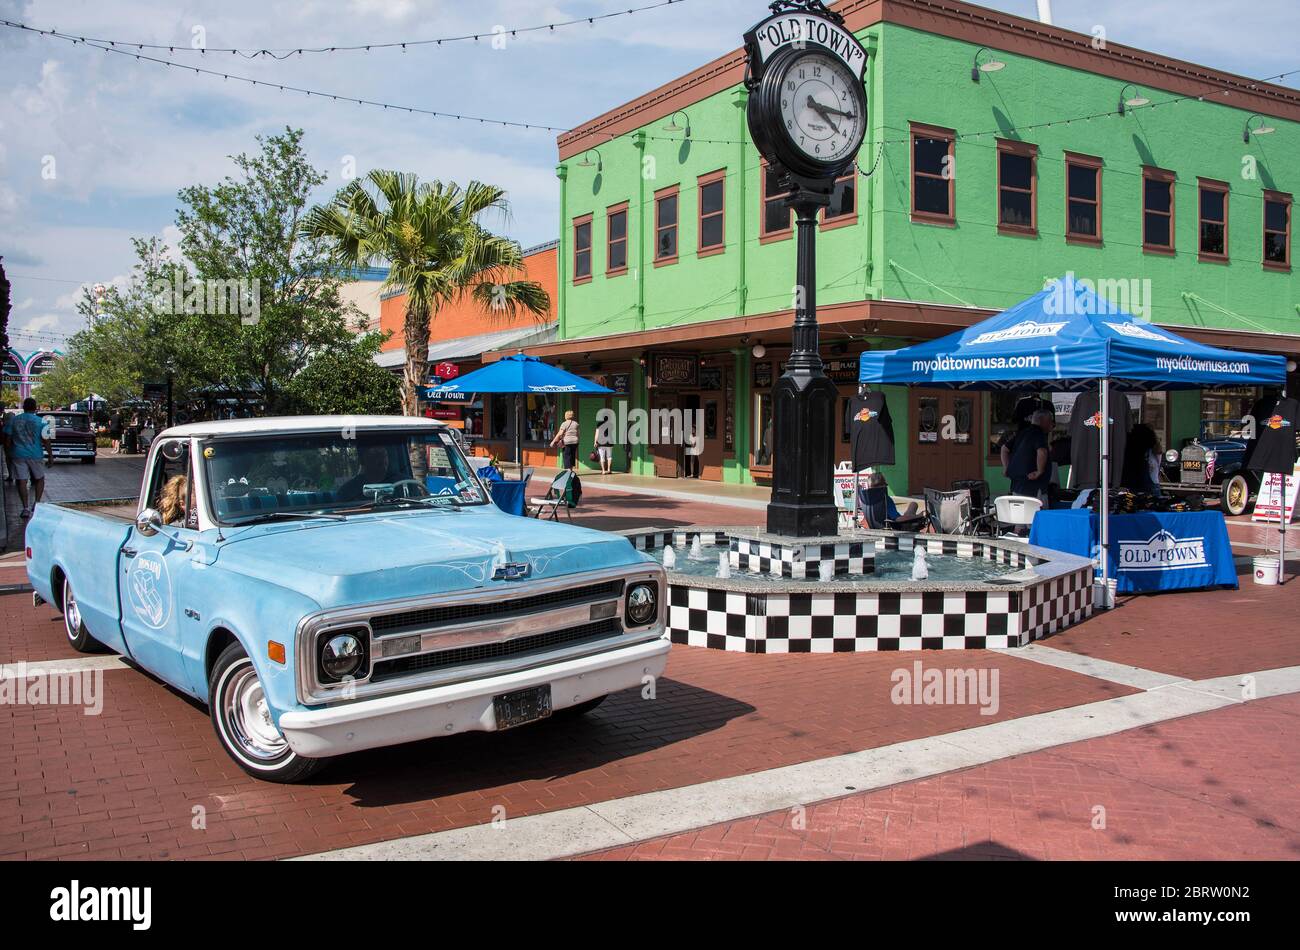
[368,579,625,634]
[1180,445,1208,485]
[368,618,624,681]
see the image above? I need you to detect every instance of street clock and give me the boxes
[744,1,868,182]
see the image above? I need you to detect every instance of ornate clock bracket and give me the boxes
[764,0,845,25]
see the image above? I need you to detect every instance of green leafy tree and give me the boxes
[284,332,401,415]
[303,172,549,415]
[54,130,386,420]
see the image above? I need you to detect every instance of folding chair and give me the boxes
[923,488,993,536]
[993,494,1042,539]
[858,484,926,532]
[530,471,573,521]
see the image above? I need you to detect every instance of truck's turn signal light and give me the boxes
[268,641,286,665]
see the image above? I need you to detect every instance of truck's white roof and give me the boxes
[160,415,446,439]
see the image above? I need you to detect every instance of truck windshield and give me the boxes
[202,428,488,524]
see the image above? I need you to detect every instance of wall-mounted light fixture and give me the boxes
[971,48,1005,82]
[1243,114,1276,143]
[751,342,767,359]
[1118,83,1149,116]
[576,148,603,171]
[662,110,692,139]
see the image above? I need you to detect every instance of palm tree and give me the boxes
[304,171,550,415]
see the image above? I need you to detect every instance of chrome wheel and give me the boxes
[220,661,289,762]
[63,579,82,643]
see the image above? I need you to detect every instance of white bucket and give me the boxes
[1253,557,1280,586]
[1092,577,1117,609]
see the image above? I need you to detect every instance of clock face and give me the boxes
[775,50,865,166]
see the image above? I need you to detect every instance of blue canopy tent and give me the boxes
[423,352,613,467]
[859,275,1288,599]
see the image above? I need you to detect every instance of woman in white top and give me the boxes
[550,410,580,472]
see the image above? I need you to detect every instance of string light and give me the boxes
[0,3,687,59]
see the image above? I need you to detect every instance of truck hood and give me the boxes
[210,506,650,609]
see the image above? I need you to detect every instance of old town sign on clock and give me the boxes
[744,1,869,182]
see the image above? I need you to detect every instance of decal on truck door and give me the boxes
[127,551,173,629]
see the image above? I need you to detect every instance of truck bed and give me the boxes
[53,498,138,522]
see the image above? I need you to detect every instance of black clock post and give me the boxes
[766,173,840,537]
[743,1,869,537]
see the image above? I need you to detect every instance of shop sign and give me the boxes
[700,367,723,390]
[430,408,460,421]
[434,362,459,379]
[650,353,698,388]
[609,373,630,395]
[754,361,774,388]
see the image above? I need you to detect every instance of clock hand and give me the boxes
[806,96,840,134]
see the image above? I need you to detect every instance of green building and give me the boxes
[514,0,1299,495]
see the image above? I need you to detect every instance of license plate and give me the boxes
[1182,460,1202,470]
[493,684,552,729]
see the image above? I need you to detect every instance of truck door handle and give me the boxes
[122,547,137,558]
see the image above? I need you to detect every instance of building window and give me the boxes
[1198,178,1229,261]
[1142,167,1175,253]
[1065,152,1102,243]
[606,203,628,276]
[761,164,792,240]
[911,123,955,223]
[654,186,679,264]
[996,139,1036,235]
[823,169,857,226]
[698,170,725,255]
[572,215,592,283]
[1263,190,1291,270]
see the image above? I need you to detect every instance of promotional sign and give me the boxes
[1251,464,1300,524]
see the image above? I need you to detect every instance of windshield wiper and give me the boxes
[227,510,348,526]
[369,496,462,511]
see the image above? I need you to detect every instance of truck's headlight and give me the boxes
[319,630,367,682]
[1165,449,1179,463]
[1205,451,1217,462]
[626,582,658,627]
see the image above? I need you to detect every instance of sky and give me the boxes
[2,0,1298,356]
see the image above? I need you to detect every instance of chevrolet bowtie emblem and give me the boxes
[493,561,531,581]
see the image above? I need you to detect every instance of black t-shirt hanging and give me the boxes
[1067,384,1129,489]
[849,391,895,469]
[1244,393,1281,469]
[1247,396,1300,475]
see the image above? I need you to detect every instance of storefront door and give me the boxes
[909,389,983,495]
[652,394,681,478]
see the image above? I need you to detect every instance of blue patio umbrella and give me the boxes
[423,352,613,465]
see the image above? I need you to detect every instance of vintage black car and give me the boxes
[1160,437,1255,515]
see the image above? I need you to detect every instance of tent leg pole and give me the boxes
[1099,378,1112,608]
[1281,474,1288,585]
[515,396,522,471]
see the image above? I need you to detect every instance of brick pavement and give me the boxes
[577,692,1300,861]
[3,460,1299,861]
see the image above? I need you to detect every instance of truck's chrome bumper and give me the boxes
[277,636,670,757]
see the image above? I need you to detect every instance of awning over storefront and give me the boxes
[373,323,558,369]
[858,275,1288,390]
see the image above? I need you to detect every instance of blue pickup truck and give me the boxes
[26,416,668,782]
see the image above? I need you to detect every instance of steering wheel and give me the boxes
[389,478,429,499]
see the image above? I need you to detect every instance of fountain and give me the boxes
[911,545,929,581]
[662,545,676,570]
[688,536,706,560]
[716,552,731,579]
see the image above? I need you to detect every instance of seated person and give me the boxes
[859,472,921,526]
[335,444,409,502]
[159,474,189,526]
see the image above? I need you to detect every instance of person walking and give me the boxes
[109,409,124,454]
[2,397,54,519]
[550,409,580,473]
[593,417,614,475]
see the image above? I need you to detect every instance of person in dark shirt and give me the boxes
[1006,409,1053,498]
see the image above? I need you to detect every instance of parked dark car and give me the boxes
[43,411,98,464]
[1160,436,1255,515]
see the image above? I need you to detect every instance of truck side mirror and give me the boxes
[136,508,163,537]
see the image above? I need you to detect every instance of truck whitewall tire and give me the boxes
[210,642,323,783]
[62,576,106,653]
